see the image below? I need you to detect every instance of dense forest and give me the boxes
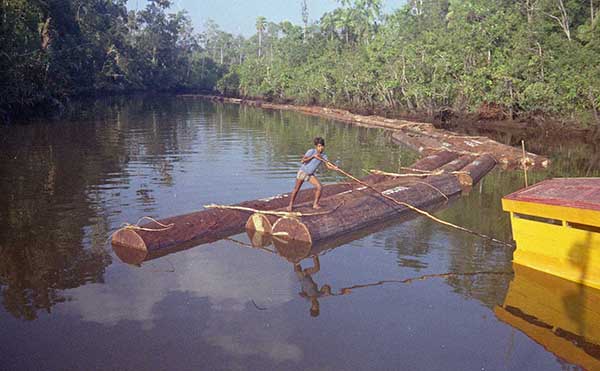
[1,0,599,125]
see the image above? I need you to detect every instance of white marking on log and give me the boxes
[336,186,368,197]
[259,194,288,202]
[465,140,480,147]
[382,186,409,195]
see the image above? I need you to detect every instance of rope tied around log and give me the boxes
[106,216,174,247]
[120,216,174,232]
[369,169,444,178]
[204,202,344,218]
[321,158,512,248]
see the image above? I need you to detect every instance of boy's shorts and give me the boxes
[297,170,312,181]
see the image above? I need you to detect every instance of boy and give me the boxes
[287,137,337,211]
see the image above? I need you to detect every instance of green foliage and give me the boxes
[2,0,599,125]
[0,0,227,121]
[221,0,600,125]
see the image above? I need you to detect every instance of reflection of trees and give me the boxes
[212,103,419,183]
[0,96,419,320]
[0,95,205,320]
[0,123,119,319]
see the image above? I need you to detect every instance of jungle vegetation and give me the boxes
[1,0,599,125]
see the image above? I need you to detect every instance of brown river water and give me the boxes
[1,96,599,370]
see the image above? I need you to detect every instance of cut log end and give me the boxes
[457,173,474,187]
[112,228,148,252]
[246,213,273,234]
[246,229,272,248]
[272,217,313,245]
[112,243,148,266]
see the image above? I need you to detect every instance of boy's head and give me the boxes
[313,137,325,153]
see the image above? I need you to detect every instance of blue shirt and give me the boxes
[299,148,328,175]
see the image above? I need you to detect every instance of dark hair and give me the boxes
[313,137,325,146]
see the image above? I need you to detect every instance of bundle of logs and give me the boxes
[112,150,497,264]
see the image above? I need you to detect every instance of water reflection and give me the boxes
[0,95,415,321]
[2,95,600,370]
[495,264,600,370]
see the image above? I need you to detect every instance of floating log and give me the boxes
[249,174,464,244]
[391,130,548,170]
[409,150,459,172]
[111,151,461,257]
[438,155,474,173]
[111,176,382,254]
[456,154,497,187]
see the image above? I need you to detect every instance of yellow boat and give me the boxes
[502,178,600,289]
[495,264,600,370]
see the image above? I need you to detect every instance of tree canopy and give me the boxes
[1,0,599,125]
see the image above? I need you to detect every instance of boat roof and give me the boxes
[503,178,600,212]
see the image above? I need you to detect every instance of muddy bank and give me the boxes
[183,95,550,170]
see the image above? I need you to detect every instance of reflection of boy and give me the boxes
[294,256,332,317]
[287,137,337,211]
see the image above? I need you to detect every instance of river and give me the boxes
[1,95,599,370]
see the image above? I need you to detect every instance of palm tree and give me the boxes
[255,16,266,57]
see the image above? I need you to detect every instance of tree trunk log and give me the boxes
[456,154,497,187]
[111,172,393,255]
[258,174,463,244]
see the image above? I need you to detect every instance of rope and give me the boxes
[321,157,512,247]
[399,166,434,173]
[106,216,174,247]
[204,202,344,218]
[369,169,444,178]
[335,271,512,295]
[405,181,449,202]
[121,216,174,232]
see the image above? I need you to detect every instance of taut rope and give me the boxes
[322,158,512,247]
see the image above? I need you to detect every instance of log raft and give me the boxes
[249,173,463,245]
[247,154,497,245]
[111,151,465,260]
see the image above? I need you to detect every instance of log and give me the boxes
[111,150,461,256]
[456,154,497,187]
[392,129,549,169]
[251,174,464,244]
[410,150,459,171]
[438,154,474,173]
[111,172,393,255]
[248,201,453,265]
[245,172,455,236]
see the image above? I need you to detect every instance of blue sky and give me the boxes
[126,0,406,36]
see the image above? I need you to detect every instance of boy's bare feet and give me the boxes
[286,205,293,212]
[312,204,321,210]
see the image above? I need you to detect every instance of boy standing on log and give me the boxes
[287,137,337,211]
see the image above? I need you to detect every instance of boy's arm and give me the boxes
[325,161,337,170]
[314,154,337,170]
[301,149,316,163]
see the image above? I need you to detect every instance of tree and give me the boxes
[256,16,267,57]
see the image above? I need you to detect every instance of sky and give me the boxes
[126,0,407,37]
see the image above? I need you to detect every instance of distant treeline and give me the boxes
[2,0,600,125]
